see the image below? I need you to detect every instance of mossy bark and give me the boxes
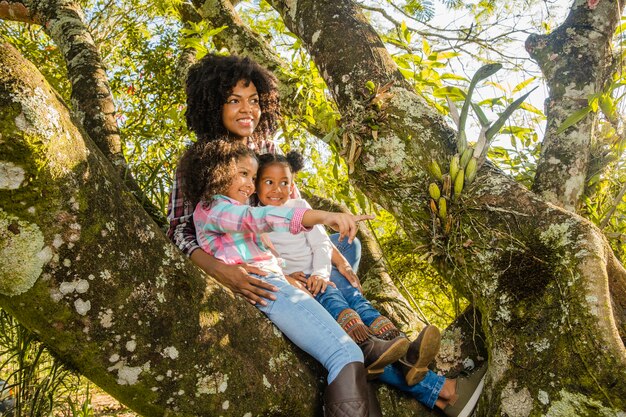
[526,0,621,212]
[269,0,626,415]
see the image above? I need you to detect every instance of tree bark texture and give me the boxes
[269,0,626,414]
[527,0,623,212]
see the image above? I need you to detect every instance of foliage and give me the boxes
[0,309,89,417]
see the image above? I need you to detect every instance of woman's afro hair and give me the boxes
[185,53,281,143]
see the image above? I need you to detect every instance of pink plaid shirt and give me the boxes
[194,195,309,266]
[166,139,300,256]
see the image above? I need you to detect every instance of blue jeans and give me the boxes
[329,234,445,406]
[328,234,381,325]
[378,365,445,409]
[254,272,363,384]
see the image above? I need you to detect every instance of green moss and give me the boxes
[546,390,624,417]
[495,233,556,303]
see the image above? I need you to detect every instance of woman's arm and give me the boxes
[189,248,277,305]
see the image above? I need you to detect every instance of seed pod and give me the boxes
[438,197,447,220]
[460,148,474,169]
[429,183,441,200]
[458,131,468,155]
[454,169,464,197]
[429,198,438,215]
[445,215,453,235]
[449,154,460,181]
[465,157,477,185]
[428,159,443,181]
[442,174,452,198]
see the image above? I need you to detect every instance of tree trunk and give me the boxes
[527,0,621,212]
[268,0,626,414]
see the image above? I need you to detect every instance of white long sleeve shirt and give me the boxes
[266,199,333,279]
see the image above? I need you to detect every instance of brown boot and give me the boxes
[359,334,410,379]
[398,324,441,385]
[368,315,402,340]
[367,382,382,417]
[324,362,369,417]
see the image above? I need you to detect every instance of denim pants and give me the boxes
[328,234,445,407]
[254,272,363,384]
[327,234,381,326]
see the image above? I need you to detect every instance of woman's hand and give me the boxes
[190,249,277,306]
[306,275,336,296]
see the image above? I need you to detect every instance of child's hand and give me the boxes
[306,275,336,296]
[336,263,362,293]
[285,274,313,298]
[287,271,307,284]
[324,213,375,244]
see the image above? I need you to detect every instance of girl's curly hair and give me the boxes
[178,139,257,206]
[257,151,304,180]
[185,53,281,143]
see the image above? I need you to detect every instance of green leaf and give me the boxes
[433,86,467,99]
[471,102,490,127]
[555,106,592,135]
[519,102,544,116]
[485,87,536,142]
[512,77,536,94]
[422,38,431,56]
[440,73,469,82]
[458,63,502,143]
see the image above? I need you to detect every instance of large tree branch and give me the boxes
[527,0,623,212]
[1,0,166,226]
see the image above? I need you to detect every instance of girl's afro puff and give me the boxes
[257,150,304,176]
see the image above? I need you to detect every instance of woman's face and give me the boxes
[225,155,258,204]
[256,163,293,206]
[222,80,261,140]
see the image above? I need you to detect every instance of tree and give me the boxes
[1,1,625,416]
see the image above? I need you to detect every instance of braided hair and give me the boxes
[257,151,305,179]
[185,53,280,143]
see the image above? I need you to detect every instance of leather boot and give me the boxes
[359,334,410,379]
[324,362,369,417]
[397,324,441,385]
[367,382,382,417]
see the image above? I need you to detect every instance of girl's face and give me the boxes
[257,163,293,206]
[222,80,261,140]
[226,156,258,204]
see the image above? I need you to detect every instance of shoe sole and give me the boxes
[366,337,410,376]
[443,363,488,417]
[405,325,441,385]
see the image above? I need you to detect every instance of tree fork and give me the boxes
[268,0,626,413]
